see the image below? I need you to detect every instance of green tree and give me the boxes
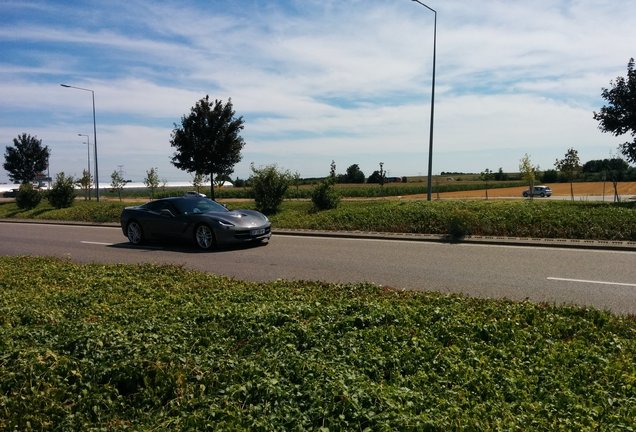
[191,172,209,194]
[367,170,382,184]
[3,133,50,184]
[249,164,291,214]
[291,171,302,198]
[494,167,508,181]
[110,169,126,201]
[170,96,246,199]
[329,160,337,183]
[519,154,539,199]
[378,162,386,188]
[343,164,365,183]
[144,167,160,199]
[582,158,629,177]
[541,169,559,183]
[367,162,387,186]
[606,154,628,202]
[479,168,494,200]
[77,169,93,201]
[555,148,581,201]
[48,172,76,209]
[594,58,636,163]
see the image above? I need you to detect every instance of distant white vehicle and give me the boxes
[184,191,206,197]
[522,185,552,198]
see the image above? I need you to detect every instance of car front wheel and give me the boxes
[126,221,144,245]
[195,224,216,249]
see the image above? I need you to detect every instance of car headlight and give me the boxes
[218,220,235,228]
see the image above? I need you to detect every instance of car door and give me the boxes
[143,201,187,240]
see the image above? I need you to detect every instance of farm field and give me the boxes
[434,181,636,199]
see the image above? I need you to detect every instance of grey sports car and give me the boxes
[120,195,271,249]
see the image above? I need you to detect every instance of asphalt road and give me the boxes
[1,221,635,315]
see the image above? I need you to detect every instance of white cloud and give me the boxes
[1,0,634,183]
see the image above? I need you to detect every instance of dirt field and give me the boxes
[434,182,636,199]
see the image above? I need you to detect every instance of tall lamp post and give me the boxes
[61,84,99,201]
[411,0,436,201]
[78,133,91,200]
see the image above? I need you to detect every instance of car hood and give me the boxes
[208,209,269,227]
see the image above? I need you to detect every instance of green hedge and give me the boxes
[2,199,636,241]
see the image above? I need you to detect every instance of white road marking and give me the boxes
[81,241,115,246]
[548,277,636,287]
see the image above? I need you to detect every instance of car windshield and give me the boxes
[174,198,228,214]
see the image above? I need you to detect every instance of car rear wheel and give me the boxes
[540,193,545,197]
[126,221,144,245]
[523,192,529,197]
[195,224,216,249]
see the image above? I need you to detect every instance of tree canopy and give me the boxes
[337,164,365,183]
[519,153,539,196]
[170,96,245,199]
[593,58,636,163]
[3,133,50,184]
[144,167,160,199]
[110,169,126,201]
[582,158,629,174]
[555,148,581,201]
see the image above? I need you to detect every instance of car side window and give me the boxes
[145,201,179,215]
[144,201,161,212]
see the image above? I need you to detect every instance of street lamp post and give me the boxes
[411,0,436,201]
[78,133,91,200]
[61,84,99,201]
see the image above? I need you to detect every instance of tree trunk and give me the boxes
[612,179,620,202]
[570,180,574,201]
[209,173,215,200]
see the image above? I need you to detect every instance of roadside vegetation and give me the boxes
[1,198,635,241]
[95,180,526,200]
[1,256,634,430]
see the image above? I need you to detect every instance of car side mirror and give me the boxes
[160,209,174,218]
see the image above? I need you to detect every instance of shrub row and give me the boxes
[267,200,636,241]
[2,199,636,241]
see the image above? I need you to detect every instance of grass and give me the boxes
[2,198,635,241]
[1,256,634,430]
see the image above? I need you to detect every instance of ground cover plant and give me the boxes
[1,198,636,241]
[0,257,634,430]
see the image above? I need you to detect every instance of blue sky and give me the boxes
[1,0,634,184]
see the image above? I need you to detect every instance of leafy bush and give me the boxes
[15,183,42,209]
[1,257,635,430]
[448,208,475,241]
[249,164,290,214]
[311,180,340,211]
[47,172,76,209]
